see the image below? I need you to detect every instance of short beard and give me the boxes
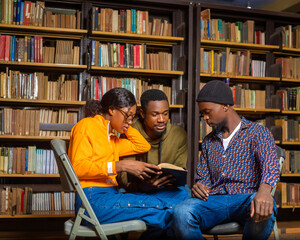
[152,128,167,137]
[213,119,227,133]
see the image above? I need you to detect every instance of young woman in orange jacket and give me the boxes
[68,88,188,235]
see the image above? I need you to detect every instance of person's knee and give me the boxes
[173,199,199,221]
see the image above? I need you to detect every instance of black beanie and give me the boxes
[197,80,234,105]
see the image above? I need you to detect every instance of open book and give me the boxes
[158,163,187,186]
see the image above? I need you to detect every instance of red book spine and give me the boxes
[5,35,11,61]
[95,78,99,100]
[133,44,137,68]
[120,45,124,68]
[39,36,43,63]
[34,36,37,63]
[136,45,140,69]
[100,76,103,98]
[0,35,6,61]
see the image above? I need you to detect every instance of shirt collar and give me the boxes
[213,117,249,140]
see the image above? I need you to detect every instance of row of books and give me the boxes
[277,25,300,49]
[232,85,266,109]
[44,7,81,29]
[90,41,173,71]
[276,57,300,80]
[0,108,78,137]
[32,191,75,212]
[0,35,80,65]
[282,150,300,174]
[0,186,75,215]
[89,76,172,105]
[275,117,300,142]
[0,70,79,101]
[200,9,265,45]
[0,0,82,29]
[0,147,58,175]
[276,88,299,111]
[200,48,266,77]
[276,182,300,207]
[91,7,172,36]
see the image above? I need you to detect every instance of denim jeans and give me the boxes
[173,193,277,240]
[75,186,189,231]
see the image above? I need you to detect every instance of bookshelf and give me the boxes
[0,0,193,224]
[193,3,300,224]
[0,0,86,219]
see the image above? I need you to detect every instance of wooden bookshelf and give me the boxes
[90,66,184,76]
[280,204,300,209]
[201,40,279,51]
[282,47,300,54]
[281,173,300,177]
[281,141,300,146]
[0,24,87,39]
[0,61,87,70]
[200,73,280,82]
[0,211,74,219]
[234,108,281,114]
[0,174,60,178]
[91,31,184,46]
[0,99,86,107]
[281,110,300,115]
[0,136,70,141]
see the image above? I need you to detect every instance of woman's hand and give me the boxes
[116,160,162,180]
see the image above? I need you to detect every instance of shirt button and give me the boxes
[156,205,159,208]
[222,173,225,176]
[222,155,226,158]
[128,203,131,206]
[142,204,145,207]
[170,206,173,208]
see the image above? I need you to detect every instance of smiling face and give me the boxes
[198,102,228,132]
[109,105,137,134]
[140,100,169,140]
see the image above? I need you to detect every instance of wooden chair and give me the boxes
[50,138,147,240]
[203,146,285,240]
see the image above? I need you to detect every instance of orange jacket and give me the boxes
[68,114,151,188]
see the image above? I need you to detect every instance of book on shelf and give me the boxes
[276,57,300,80]
[276,182,300,207]
[275,116,300,142]
[88,76,173,105]
[90,41,173,71]
[200,9,264,45]
[282,150,300,174]
[277,25,300,49]
[90,7,172,36]
[0,107,78,137]
[276,87,299,111]
[0,35,80,65]
[0,69,80,101]
[200,47,266,77]
[0,186,75,215]
[0,0,82,29]
[0,146,59,175]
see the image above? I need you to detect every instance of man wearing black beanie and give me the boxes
[173,80,280,240]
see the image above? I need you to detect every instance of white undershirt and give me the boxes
[222,122,241,150]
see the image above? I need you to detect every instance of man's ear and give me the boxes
[223,105,229,112]
[140,109,145,119]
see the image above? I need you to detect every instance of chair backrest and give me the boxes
[50,139,107,239]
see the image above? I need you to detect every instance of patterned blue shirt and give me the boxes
[196,117,280,195]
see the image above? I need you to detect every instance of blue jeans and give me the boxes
[173,193,277,240]
[75,186,189,231]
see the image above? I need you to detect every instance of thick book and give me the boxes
[158,163,187,186]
